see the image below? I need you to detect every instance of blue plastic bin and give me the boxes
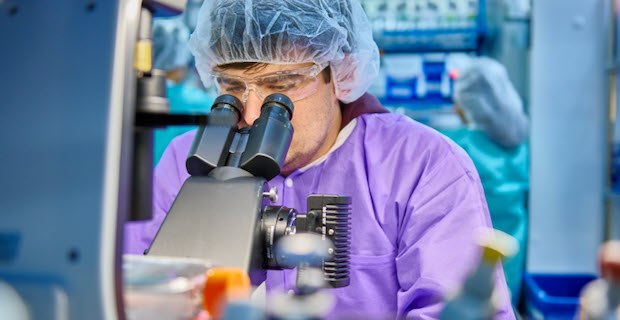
[524,273,596,320]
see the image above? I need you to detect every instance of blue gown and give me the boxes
[441,127,529,306]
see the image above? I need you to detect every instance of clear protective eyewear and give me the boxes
[211,64,326,104]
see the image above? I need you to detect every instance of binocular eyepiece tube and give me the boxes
[185,93,294,180]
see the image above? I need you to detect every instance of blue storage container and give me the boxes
[524,273,597,320]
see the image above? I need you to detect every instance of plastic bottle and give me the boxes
[439,229,518,320]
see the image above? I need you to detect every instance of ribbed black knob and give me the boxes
[307,195,352,288]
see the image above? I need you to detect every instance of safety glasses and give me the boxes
[211,64,326,103]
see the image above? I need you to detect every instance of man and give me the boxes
[124,0,515,318]
[443,57,529,307]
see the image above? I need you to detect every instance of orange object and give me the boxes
[202,267,251,319]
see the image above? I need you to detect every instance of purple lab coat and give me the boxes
[124,94,515,319]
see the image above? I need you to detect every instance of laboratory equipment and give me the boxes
[123,255,209,320]
[360,0,486,120]
[439,229,518,320]
[147,93,353,289]
[371,52,471,126]
[0,0,192,319]
[360,0,485,52]
[267,234,336,320]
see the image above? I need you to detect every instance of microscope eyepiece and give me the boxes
[263,93,294,120]
[186,94,242,176]
[211,94,242,121]
[237,94,295,180]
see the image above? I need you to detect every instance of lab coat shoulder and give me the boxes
[355,112,482,197]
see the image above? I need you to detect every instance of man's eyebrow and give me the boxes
[218,77,244,84]
[262,74,303,82]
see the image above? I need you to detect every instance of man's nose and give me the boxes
[238,89,262,128]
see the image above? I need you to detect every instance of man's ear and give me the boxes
[322,65,332,84]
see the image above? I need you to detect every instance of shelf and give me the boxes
[384,102,460,128]
[380,96,453,110]
[379,27,481,37]
[376,28,482,53]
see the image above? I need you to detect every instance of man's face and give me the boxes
[213,62,342,175]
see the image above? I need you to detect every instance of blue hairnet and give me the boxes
[152,17,193,71]
[454,57,529,148]
[188,0,380,103]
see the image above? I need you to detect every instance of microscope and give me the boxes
[146,93,352,289]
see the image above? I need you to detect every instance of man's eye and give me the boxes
[268,83,295,91]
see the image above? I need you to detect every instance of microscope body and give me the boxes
[148,174,270,284]
[147,94,293,286]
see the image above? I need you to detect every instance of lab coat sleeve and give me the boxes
[395,150,515,319]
